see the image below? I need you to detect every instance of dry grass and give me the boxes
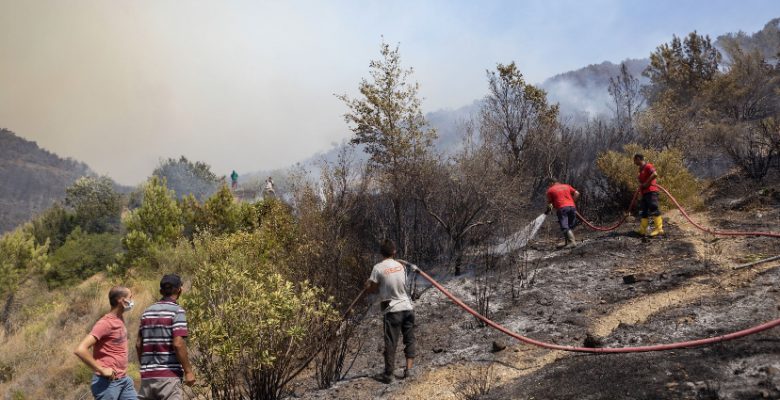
[0,274,160,399]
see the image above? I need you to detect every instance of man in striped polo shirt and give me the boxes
[136,274,195,399]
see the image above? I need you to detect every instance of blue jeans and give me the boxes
[91,375,138,400]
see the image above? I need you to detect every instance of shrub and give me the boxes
[29,203,76,251]
[182,230,339,400]
[45,229,122,288]
[597,144,704,212]
[0,225,49,296]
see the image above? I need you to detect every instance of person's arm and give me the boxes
[642,171,658,188]
[545,192,553,214]
[74,334,115,379]
[172,336,196,386]
[135,333,142,364]
[573,190,580,201]
[364,279,379,294]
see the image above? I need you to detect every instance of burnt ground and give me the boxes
[293,176,780,400]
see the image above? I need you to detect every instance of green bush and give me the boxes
[182,224,338,399]
[45,229,122,288]
[597,144,704,212]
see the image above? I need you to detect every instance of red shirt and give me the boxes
[638,162,659,194]
[89,314,129,378]
[546,183,577,209]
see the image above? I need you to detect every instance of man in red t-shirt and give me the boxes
[633,153,663,236]
[545,178,581,247]
[74,286,138,400]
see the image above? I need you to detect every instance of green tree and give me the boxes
[703,44,780,180]
[0,225,49,334]
[0,225,49,296]
[30,202,76,250]
[643,32,721,105]
[337,40,437,251]
[480,62,559,176]
[123,177,183,261]
[196,185,241,235]
[640,32,722,151]
[65,176,122,234]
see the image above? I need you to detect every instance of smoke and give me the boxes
[153,161,219,201]
[542,78,614,120]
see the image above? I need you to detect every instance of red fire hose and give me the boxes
[577,184,780,238]
[415,268,780,353]
[575,190,639,231]
[657,184,780,238]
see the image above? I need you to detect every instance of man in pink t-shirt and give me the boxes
[74,286,138,400]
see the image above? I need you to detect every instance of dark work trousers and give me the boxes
[639,192,660,218]
[556,206,579,233]
[383,310,416,375]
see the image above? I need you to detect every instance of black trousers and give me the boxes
[383,310,416,375]
[639,192,661,218]
[556,206,579,232]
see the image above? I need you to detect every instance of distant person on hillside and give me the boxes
[545,178,580,248]
[137,274,195,400]
[74,286,138,400]
[633,154,663,237]
[365,239,416,384]
[230,170,239,190]
[264,176,275,197]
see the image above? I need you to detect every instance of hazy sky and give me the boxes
[1,0,779,185]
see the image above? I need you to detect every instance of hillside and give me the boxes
[0,129,96,233]
[1,171,776,399]
[295,172,780,400]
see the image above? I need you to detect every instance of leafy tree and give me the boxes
[643,32,721,105]
[65,176,122,234]
[639,32,721,152]
[480,62,559,176]
[123,177,182,261]
[153,156,221,201]
[337,41,436,251]
[196,185,241,235]
[701,45,780,180]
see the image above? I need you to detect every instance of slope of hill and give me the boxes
[295,172,780,400]
[0,128,94,233]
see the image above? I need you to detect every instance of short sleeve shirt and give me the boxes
[638,163,659,194]
[138,298,189,379]
[89,314,129,378]
[546,184,577,209]
[369,259,413,314]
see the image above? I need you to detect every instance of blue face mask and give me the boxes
[123,299,135,312]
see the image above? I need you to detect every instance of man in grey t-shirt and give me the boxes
[365,239,416,384]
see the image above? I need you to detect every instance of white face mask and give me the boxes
[123,299,135,312]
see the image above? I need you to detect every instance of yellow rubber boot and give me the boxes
[636,218,649,236]
[650,216,664,237]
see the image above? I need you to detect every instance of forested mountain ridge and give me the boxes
[0,128,94,233]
